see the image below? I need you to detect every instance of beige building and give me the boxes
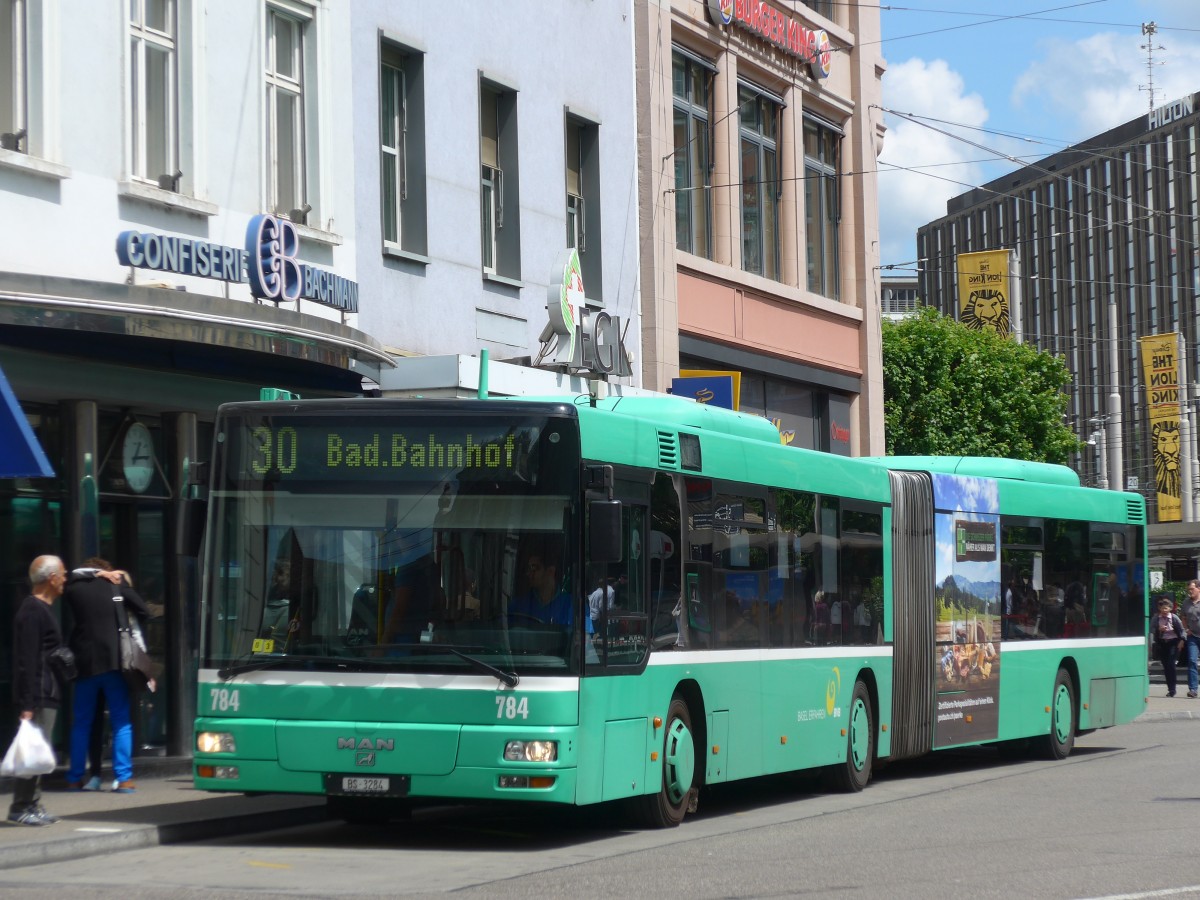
[635,0,885,455]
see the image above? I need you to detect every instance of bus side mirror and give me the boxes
[588,500,622,564]
[176,498,208,557]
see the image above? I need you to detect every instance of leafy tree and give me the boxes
[881,307,1082,463]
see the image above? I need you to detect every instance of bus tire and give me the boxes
[635,696,696,828]
[827,679,873,793]
[1040,668,1076,760]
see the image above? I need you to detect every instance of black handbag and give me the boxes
[47,645,76,683]
[111,584,158,691]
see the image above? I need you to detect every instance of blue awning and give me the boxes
[0,362,53,478]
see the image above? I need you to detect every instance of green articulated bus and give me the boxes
[193,395,1149,827]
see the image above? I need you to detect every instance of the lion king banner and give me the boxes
[1139,333,1182,523]
[956,249,1020,340]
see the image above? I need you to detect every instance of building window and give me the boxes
[0,0,26,151]
[479,80,520,281]
[673,50,712,258]
[739,85,780,280]
[801,0,833,18]
[129,0,177,186]
[380,41,426,256]
[804,116,840,299]
[265,6,307,220]
[565,115,602,298]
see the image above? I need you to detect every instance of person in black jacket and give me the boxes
[63,560,149,793]
[8,555,69,826]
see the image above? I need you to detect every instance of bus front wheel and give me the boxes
[1039,668,1076,760]
[635,696,697,828]
[826,679,874,792]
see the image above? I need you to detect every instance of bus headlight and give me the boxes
[196,731,237,754]
[504,740,557,763]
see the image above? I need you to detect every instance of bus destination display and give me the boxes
[231,420,543,483]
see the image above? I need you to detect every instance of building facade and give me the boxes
[916,90,1200,570]
[634,0,886,454]
[0,0,639,757]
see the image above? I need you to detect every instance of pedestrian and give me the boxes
[1152,596,1187,698]
[63,558,150,793]
[8,555,70,826]
[1183,579,1200,699]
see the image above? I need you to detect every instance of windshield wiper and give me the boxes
[446,646,520,688]
[217,654,351,680]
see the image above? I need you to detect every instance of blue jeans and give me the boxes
[1188,635,1200,694]
[69,671,133,783]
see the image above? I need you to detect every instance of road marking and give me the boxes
[74,827,123,833]
[1078,888,1200,900]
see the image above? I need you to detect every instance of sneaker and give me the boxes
[1168,691,1176,697]
[31,806,59,824]
[82,776,103,792]
[7,809,52,827]
[112,780,136,794]
[1189,691,1198,699]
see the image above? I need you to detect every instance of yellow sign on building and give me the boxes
[956,250,1016,339]
[1139,333,1182,523]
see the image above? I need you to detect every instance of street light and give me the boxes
[1087,419,1108,490]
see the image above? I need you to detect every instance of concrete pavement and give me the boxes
[0,688,1189,871]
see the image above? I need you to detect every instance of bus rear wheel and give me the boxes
[635,696,696,828]
[826,679,873,792]
[1039,668,1076,760]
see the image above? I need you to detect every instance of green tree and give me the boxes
[881,307,1082,463]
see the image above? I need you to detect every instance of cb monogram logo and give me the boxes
[246,214,301,303]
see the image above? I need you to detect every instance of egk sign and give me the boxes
[536,249,632,378]
[706,0,833,79]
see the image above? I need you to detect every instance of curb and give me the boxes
[0,800,328,871]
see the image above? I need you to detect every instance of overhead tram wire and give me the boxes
[876,107,1200,277]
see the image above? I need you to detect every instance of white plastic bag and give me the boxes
[0,719,56,777]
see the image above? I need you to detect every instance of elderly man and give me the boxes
[9,555,68,826]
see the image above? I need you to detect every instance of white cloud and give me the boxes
[1013,32,1200,139]
[877,58,992,269]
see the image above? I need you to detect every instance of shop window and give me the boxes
[565,115,602,299]
[739,84,780,280]
[379,40,427,256]
[804,116,841,299]
[480,80,521,281]
[128,0,178,188]
[265,4,317,223]
[672,49,713,259]
[1,0,26,151]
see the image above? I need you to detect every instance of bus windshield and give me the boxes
[201,408,583,676]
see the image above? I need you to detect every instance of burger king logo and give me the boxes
[707,0,734,26]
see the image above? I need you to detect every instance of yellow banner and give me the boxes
[957,250,1013,338]
[1139,334,1181,522]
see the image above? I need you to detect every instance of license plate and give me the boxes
[341,776,389,793]
[324,773,410,797]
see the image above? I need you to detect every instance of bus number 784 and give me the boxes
[495,696,529,720]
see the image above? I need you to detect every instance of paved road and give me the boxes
[0,717,1194,899]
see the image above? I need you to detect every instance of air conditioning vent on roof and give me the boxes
[1127,497,1146,524]
[657,430,679,469]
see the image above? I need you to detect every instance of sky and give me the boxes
[875,0,1200,274]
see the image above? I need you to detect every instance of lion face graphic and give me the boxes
[961,289,1010,338]
[1153,419,1181,499]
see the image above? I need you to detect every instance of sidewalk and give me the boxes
[0,765,325,870]
[0,688,1189,872]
